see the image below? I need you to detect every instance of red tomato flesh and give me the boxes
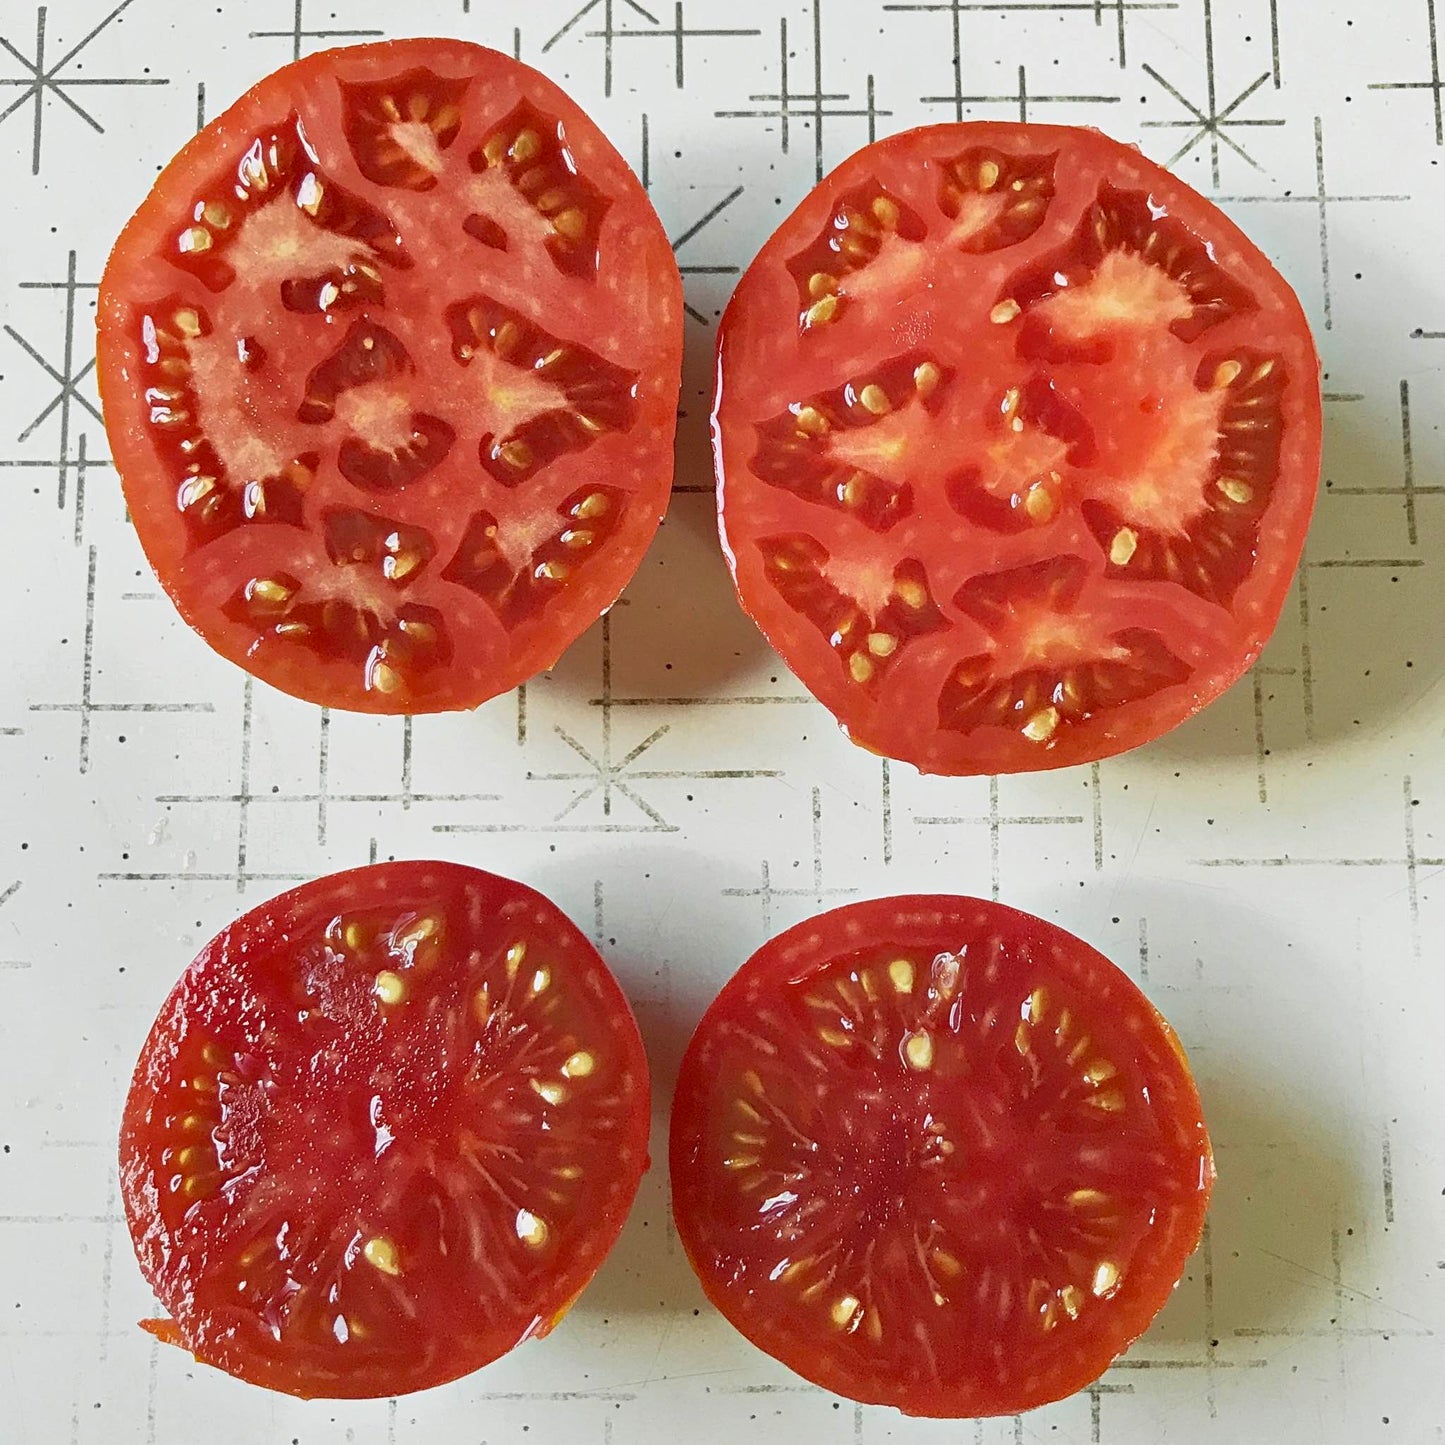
[119,862,650,1398]
[714,124,1321,773]
[99,40,681,713]
[670,896,1213,1417]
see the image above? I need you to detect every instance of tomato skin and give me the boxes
[670,895,1213,1418]
[119,861,651,1399]
[99,40,681,714]
[713,123,1322,775]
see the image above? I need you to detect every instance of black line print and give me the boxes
[29,547,213,774]
[1214,118,1409,330]
[915,776,1087,902]
[716,2,887,182]
[1369,0,1444,145]
[883,0,1178,74]
[248,0,382,61]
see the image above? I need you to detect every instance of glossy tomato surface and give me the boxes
[120,862,650,1398]
[670,896,1213,1417]
[99,40,681,713]
[714,123,1320,774]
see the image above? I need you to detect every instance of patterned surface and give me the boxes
[1,1,1441,1440]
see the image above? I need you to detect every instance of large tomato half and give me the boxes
[99,40,681,713]
[119,862,650,1398]
[670,896,1213,1417]
[714,124,1320,774]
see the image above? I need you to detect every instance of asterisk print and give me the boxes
[0,2,168,175]
[503,719,781,834]
[0,251,112,542]
[1140,2,1282,184]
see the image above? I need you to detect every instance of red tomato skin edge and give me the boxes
[119,860,653,1394]
[669,894,1215,1416]
[96,40,682,715]
[711,123,1322,775]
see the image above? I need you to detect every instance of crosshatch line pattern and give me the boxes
[1,1,1441,1442]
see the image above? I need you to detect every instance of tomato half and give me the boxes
[119,862,650,1398]
[714,124,1320,774]
[99,40,681,713]
[670,897,1212,1417]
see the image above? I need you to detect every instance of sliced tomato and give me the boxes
[98,40,681,713]
[670,897,1212,1417]
[714,124,1320,773]
[119,862,650,1399]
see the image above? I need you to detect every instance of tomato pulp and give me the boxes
[119,862,651,1398]
[670,897,1213,1417]
[714,124,1320,774]
[99,40,682,713]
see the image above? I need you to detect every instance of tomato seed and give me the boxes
[912,361,942,398]
[497,439,533,470]
[1211,358,1243,389]
[553,208,587,240]
[362,1235,401,1274]
[572,491,611,519]
[858,384,890,416]
[902,1030,934,1071]
[894,577,927,610]
[374,969,407,1005]
[793,404,829,437]
[1108,528,1138,565]
[805,295,839,327]
[871,196,900,229]
[1091,1260,1121,1297]
[514,1210,549,1248]
[368,659,402,694]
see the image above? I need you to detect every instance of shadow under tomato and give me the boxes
[557,306,786,702]
[532,839,733,1325]
[568,1143,709,1327]
[1088,879,1379,1357]
[1145,391,1444,769]
[1139,1056,1371,1353]
[542,495,780,715]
